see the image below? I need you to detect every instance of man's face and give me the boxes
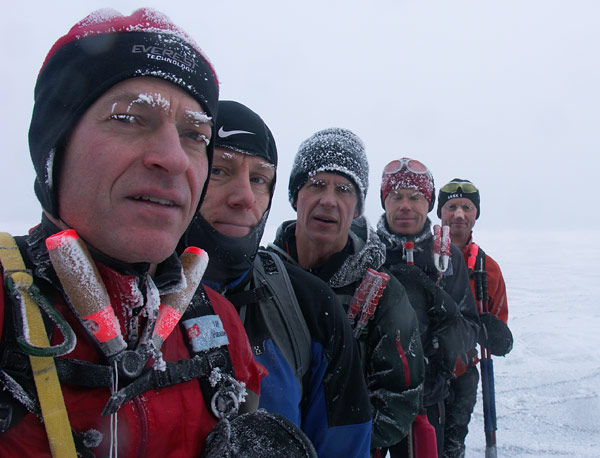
[200,148,274,237]
[295,172,359,254]
[58,77,211,264]
[440,197,477,240]
[384,188,429,235]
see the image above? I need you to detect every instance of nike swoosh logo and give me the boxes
[218,127,256,138]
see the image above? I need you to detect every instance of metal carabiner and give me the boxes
[6,272,76,358]
[210,373,246,420]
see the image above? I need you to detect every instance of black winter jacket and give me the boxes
[377,217,480,406]
[271,217,425,449]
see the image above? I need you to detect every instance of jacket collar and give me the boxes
[460,232,475,258]
[26,215,185,296]
[376,214,433,255]
[273,217,386,288]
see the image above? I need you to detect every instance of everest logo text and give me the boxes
[131,44,198,73]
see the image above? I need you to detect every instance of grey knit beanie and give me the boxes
[288,128,369,215]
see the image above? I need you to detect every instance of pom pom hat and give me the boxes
[380,158,436,212]
[29,8,219,218]
[288,128,369,215]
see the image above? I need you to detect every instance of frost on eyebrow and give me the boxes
[219,151,234,160]
[260,162,275,170]
[126,93,171,112]
[391,188,425,199]
[337,183,354,193]
[185,109,212,126]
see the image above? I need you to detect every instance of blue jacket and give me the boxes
[205,251,372,458]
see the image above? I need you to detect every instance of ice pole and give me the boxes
[152,246,209,349]
[46,229,126,357]
[405,241,415,265]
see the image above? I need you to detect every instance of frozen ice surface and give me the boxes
[463,229,600,457]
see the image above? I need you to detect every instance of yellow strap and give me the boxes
[0,232,77,458]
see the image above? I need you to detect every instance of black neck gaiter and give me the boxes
[179,212,268,286]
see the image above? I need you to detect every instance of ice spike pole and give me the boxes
[46,229,126,357]
[473,256,498,457]
[405,241,415,265]
[433,224,442,269]
[440,225,451,271]
[347,281,368,323]
[353,269,389,338]
[152,247,209,349]
[432,224,450,273]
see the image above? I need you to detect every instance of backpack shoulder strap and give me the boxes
[255,250,312,387]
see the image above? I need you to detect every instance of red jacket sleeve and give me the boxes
[484,254,509,323]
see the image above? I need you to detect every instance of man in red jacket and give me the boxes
[0,9,266,457]
[438,178,513,458]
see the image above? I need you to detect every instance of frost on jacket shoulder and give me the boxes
[328,216,387,288]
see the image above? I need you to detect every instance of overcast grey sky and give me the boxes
[2,1,598,237]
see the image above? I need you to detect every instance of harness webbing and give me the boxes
[0,232,77,457]
[466,242,480,272]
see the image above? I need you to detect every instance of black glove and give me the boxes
[390,264,459,321]
[478,313,513,356]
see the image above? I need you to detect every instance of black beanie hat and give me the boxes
[29,8,219,219]
[288,128,369,215]
[437,178,481,219]
[215,101,278,167]
[214,100,278,198]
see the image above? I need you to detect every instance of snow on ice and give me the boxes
[462,229,600,457]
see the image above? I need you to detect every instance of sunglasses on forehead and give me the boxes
[440,181,479,194]
[383,158,431,176]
